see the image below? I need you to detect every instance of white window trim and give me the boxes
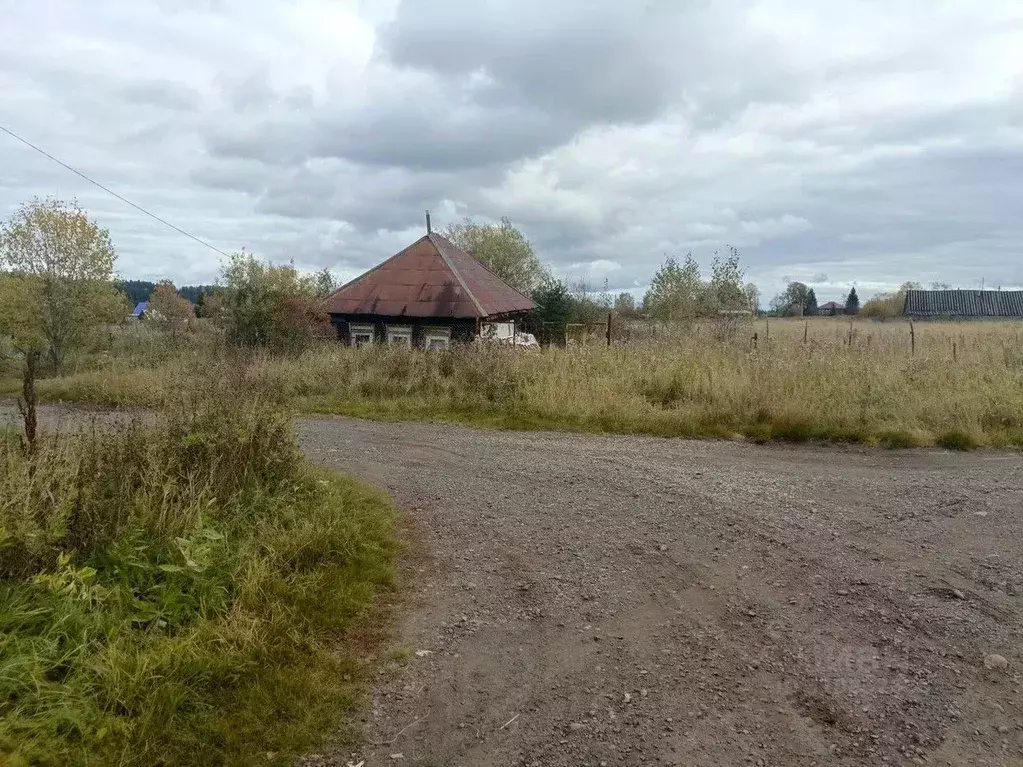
[424,326,452,350]
[386,325,412,345]
[349,323,374,347]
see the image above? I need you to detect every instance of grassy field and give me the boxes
[0,367,396,765]
[2,317,1022,449]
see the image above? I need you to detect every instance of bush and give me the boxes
[220,254,331,353]
[0,364,395,765]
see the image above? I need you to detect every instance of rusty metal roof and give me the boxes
[904,289,1023,317]
[322,233,536,319]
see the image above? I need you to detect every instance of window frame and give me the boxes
[349,323,375,347]
[423,326,452,350]
[386,324,412,346]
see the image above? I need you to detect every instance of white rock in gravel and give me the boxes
[984,654,1009,670]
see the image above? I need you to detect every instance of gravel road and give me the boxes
[5,405,1023,766]
[297,418,1023,767]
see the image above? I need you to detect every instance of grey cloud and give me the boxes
[3,0,1022,301]
[312,98,570,171]
[120,80,201,111]
[377,0,797,130]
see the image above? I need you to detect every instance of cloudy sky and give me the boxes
[2,0,1022,301]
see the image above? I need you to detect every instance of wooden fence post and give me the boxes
[910,321,915,357]
[953,340,957,363]
[803,321,808,344]
[752,332,758,350]
[606,312,612,347]
[765,319,770,342]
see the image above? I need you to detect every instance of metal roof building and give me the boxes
[322,231,536,348]
[904,289,1023,318]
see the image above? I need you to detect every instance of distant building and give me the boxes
[129,301,150,320]
[322,230,536,348]
[903,289,1023,319]
[818,301,843,316]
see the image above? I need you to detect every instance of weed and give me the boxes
[0,364,396,765]
[5,318,1023,449]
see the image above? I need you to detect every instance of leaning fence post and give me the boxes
[910,321,915,357]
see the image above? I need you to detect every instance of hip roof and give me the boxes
[322,233,536,319]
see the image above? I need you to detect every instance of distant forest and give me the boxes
[116,280,224,306]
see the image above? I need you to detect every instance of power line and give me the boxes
[0,124,232,258]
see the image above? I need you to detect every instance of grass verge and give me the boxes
[0,368,396,766]
[4,319,1023,450]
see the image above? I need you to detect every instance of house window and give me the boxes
[386,325,412,346]
[349,323,374,348]
[424,326,451,350]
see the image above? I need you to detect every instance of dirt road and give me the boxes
[5,405,1022,765]
[297,418,1023,767]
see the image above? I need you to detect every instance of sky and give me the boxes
[2,1,1022,303]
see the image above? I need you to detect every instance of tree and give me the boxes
[116,279,156,305]
[148,280,195,336]
[220,252,329,352]
[930,281,952,290]
[804,287,819,316]
[860,292,901,319]
[743,283,760,314]
[531,277,574,325]
[313,267,337,298]
[0,197,125,371]
[845,287,860,315]
[444,217,546,293]
[196,292,226,320]
[614,292,637,317]
[706,247,748,313]
[860,282,920,320]
[770,281,811,316]
[177,284,223,304]
[643,254,703,320]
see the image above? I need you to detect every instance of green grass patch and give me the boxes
[935,429,981,451]
[0,369,396,766]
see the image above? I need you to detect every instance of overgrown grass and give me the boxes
[4,318,1023,449]
[0,367,395,765]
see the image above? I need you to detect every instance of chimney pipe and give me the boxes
[426,210,432,234]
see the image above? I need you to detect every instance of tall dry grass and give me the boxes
[4,317,1022,448]
[0,365,395,765]
[264,318,1023,448]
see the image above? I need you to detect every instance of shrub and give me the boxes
[220,253,331,353]
[0,363,395,765]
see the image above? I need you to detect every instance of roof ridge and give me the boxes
[427,231,537,307]
[426,232,487,317]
